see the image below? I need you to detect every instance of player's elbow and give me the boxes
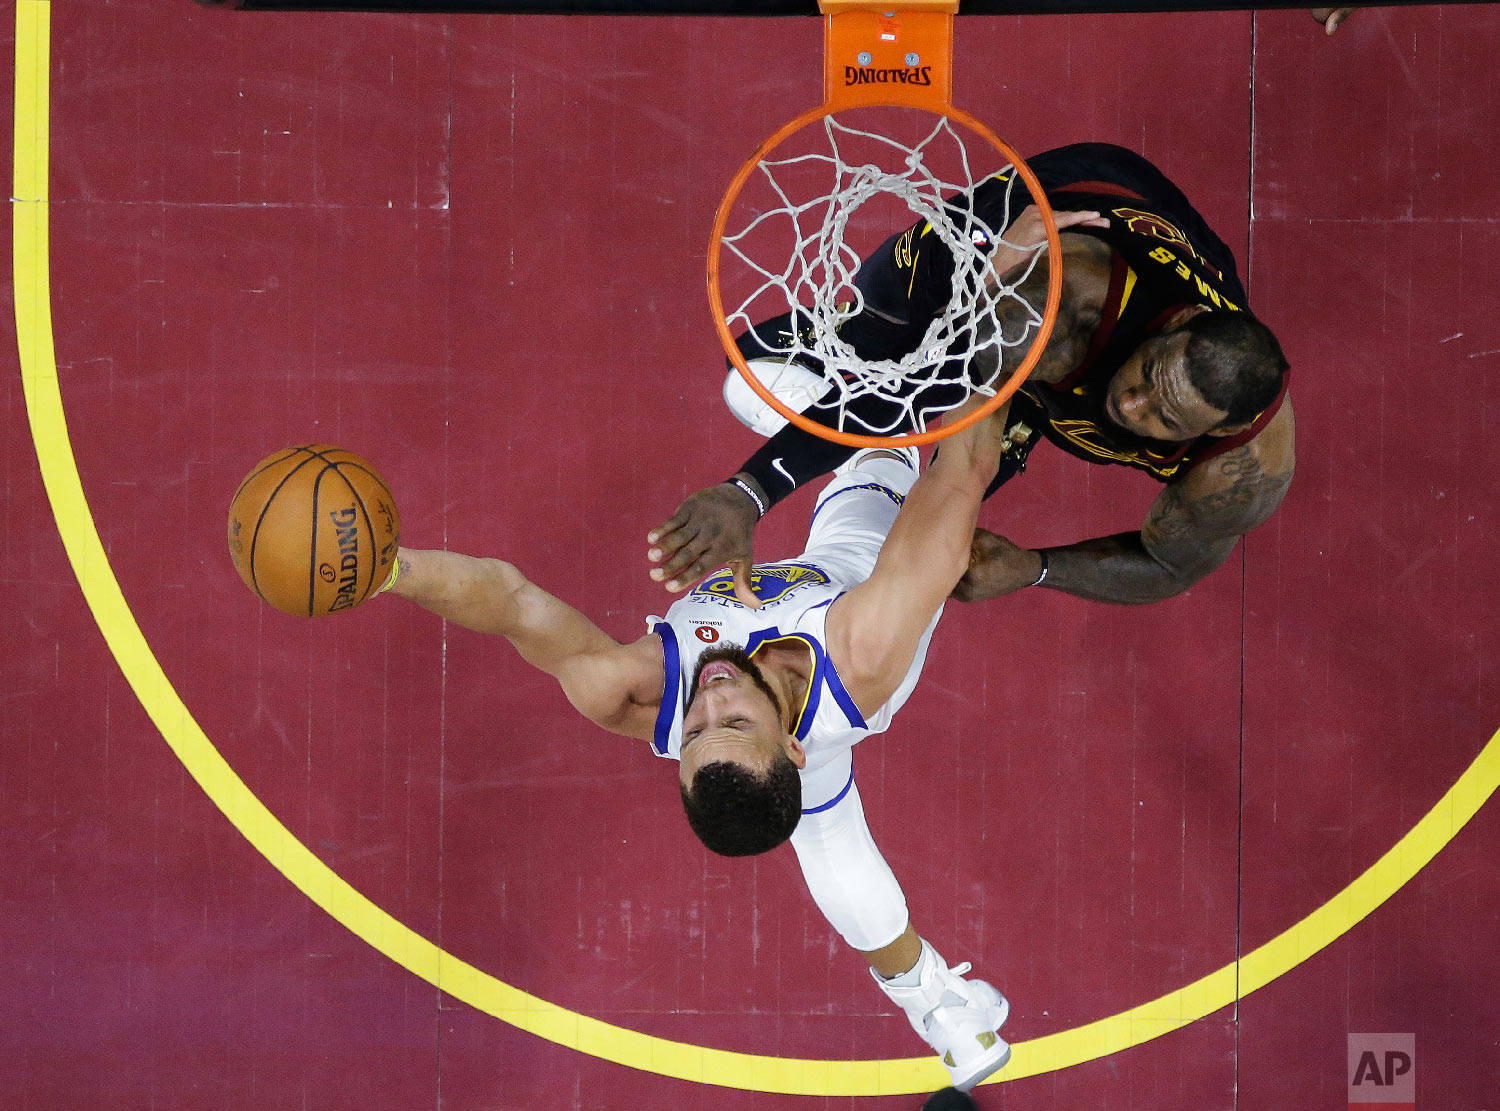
[1146,538,1236,599]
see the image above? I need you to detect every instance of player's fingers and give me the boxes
[647,519,700,567]
[647,507,696,550]
[656,533,719,584]
[1309,5,1353,30]
[664,552,723,593]
[729,560,762,610]
[1053,209,1107,231]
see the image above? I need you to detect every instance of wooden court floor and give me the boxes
[4,2,1499,1107]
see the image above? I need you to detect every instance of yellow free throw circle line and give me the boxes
[14,0,1500,1095]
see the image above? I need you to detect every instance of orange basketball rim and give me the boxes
[707,0,1062,449]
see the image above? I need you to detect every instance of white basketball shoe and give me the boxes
[722,359,828,437]
[873,940,1011,1091]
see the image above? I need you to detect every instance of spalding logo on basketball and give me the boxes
[227,445,400,617]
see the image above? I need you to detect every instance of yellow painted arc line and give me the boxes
[12,0,1500,1094]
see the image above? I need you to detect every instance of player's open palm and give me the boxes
[648,482,760,604]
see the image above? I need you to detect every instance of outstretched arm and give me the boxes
[953,400,1296,604]
[828,402,1012,710]
[390,548,662,738]
[646,209,1106,600]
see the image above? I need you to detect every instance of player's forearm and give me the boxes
[393,545,628,673]
[738,422,854,508]
[883,440,999,589]
[388,547,528,636]
[1039,531,1231,604]
[880,401,1009,582]
[735,378,969,508]
[394,549,649,736]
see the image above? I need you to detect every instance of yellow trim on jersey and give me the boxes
[1120,265,1137,313]
[1046,419,1186,477]
[748,633,818,735]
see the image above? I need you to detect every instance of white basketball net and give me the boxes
[720,113,1051,436]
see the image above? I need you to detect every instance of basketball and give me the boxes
[227,445,401,617]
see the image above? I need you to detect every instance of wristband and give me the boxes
[374,557,402,596]
[1030,549,1049,587]
[726,476,767,519]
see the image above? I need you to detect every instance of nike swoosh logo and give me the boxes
[772,458,795,488]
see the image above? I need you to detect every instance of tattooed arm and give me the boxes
[953,399,1296,604]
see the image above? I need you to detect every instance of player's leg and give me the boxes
[873,936,1012,1090]
[723,303,937,439]
[723,310,834,437]
[722,211,952,440]
[733,308,823,368]
[844,225,931,347]
[791,775,1011,1091]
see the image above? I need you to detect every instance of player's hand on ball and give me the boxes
[951,527,1045,602]
[648,482,761,604]
[227,445,400,617]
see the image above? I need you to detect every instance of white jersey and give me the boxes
[648,545,939,812]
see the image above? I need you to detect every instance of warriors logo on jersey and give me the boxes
[692,561,832,606]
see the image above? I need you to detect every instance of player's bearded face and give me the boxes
[680,645,790,786]
[685,644,784,729]
[1104,333,1226,442]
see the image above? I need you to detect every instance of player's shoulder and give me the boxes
[615,632,669,694]
[585,633,668,742]
[818,590,905,720]
[1061,228,1115,259]
[1175,398,1296,512]
[1246,393,1295,474]
[1222,393,1295,475]
[1055,232,1116,290]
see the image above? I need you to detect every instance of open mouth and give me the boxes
[698,660,740,684]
